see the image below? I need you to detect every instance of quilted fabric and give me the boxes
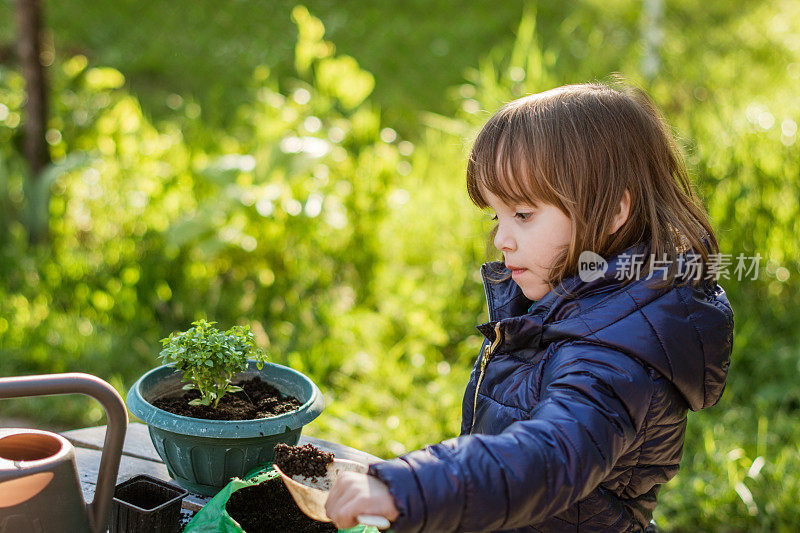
[369,243,734,532]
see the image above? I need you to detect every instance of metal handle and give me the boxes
[0,373,128,533]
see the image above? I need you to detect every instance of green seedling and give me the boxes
[159,319,268,408]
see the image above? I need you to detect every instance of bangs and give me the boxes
[466,99,566,210]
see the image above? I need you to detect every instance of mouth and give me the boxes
[506,265,527,277]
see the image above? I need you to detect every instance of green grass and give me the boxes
[0,0,526,132]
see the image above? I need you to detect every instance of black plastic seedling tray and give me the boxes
[109,474,189,533]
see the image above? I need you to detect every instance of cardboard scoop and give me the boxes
[273,458,391,530]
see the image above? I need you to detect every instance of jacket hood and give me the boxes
[477,243,734,411]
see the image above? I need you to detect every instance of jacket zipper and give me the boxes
[471,322,503,433]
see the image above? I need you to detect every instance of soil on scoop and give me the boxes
[151,377,303,420]
[274,443,334,480]
[225,477,337,533]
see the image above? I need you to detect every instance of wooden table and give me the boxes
[61,422,382,512]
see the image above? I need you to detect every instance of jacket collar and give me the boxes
[475,241,734,411]
[477,242,655,343]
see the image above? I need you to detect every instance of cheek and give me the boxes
[551,217,573,252]
[541,226,571,257]
[534,220,572,269]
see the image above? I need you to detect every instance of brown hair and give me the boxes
[466,81,718,291]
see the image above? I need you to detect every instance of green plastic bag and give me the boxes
[183,463,380,533]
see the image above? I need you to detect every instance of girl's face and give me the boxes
[482,187,573,301]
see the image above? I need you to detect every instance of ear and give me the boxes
[609,189,631,235]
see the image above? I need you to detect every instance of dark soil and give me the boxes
[274,443,334,480]
[225,477,337,533]
[151,377,303,420]
[178,508,196,530]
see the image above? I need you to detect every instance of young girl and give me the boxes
[324,82,734,532]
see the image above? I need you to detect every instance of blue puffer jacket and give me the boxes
[368,244,734,532]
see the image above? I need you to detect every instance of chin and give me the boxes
[521,287,548,301]
[513,277,550,301]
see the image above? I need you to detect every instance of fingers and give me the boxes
[325,472,362,528]
[330,500,365,529]
[325,471,360,515]
[325,471,397,529]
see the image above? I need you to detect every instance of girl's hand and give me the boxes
[325,471,400,529]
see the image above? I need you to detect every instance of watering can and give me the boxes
[0,373,127,533]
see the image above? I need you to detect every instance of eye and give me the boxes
[515,212,534,221]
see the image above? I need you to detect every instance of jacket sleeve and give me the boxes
[368,343,655,532]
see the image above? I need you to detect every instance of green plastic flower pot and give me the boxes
[126,361,324,496]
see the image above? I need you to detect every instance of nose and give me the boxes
[493,221,515,252]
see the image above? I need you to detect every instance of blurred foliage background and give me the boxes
[1,1,799,530]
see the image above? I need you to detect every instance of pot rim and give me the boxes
[126,361,324,438]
